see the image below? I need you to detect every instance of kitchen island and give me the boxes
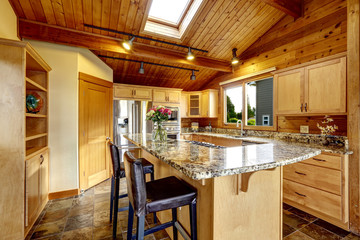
[124,133,321,240]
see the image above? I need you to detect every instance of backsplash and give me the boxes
[181,127,348,148]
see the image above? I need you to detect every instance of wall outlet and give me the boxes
[300,125,309,134]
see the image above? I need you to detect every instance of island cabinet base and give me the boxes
[141,150,283,240]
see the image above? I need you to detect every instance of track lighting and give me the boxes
[231,48,239,65]
[122,37,135,50]
[190,70,196,80]
[187,47,195,61]
[139,62,145,74]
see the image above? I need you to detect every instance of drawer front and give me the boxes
[198,135,211,143]
[302,153,341,170]
[284,179,342,221]
[284,162,341,195]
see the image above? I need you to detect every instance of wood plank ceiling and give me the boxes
[10,0,286,90]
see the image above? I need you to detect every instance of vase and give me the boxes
[152,122,167,142]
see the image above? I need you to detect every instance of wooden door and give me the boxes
[189,93,201,117]
[114,86,133,99]
[180,93,188,118]
[25,155,40,227]
[153,90,167,103]
[167,91,181,103]
[79,77,112,190]
[305,57,346,114]
[134,88,152,100]
[201,91,209,117]
[39,151,49,204]
[275,68,305,114]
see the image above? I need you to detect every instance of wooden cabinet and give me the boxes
[0,38,51,239]
[153,89,181,104]
[275,57,346,115]
[114,84,152,100]
[283,152,349,229]
[25,150,49,228]
[182,89,219,118]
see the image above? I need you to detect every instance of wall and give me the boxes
[26,40,113,193]
[0,0,18,40]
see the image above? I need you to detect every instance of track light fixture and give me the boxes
[122,37,135,50]
[187,47,195,61]
[231,48,239,65]
[139,62,145,74]
[190,70,196,80]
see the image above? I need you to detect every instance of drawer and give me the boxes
[302,153,341,170]
[198,136,211,143]
[284,179,342,221]
[284,162,341,195]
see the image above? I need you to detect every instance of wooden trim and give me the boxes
[220,67,276,86]
[347,0,360,234]
[48,189,79,200]
[78,72,113,88]
[260,0,302,18]
[114,83,182,91]
[272,52,347,75]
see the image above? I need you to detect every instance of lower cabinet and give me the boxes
[25,150,49,230]
[283,153,349,230]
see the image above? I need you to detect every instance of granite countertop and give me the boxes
[124,133,322,180]
[182,132,352,155]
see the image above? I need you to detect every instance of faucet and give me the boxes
[236,120,244,137]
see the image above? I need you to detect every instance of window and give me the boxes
[224,86,242,123]
[148,0,192,27]
[245,77,273,126]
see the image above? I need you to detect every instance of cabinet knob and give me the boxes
[304,103,307,112]
[300,103,303,112]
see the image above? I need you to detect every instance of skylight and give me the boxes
[148,0,191,26]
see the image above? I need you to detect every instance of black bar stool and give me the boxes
[109,144,156,238]
[123,151,198,240]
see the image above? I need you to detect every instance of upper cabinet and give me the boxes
[275,56,346,115]
[182,89,219,118]
[114,85,152,100]
[153,89,181,104]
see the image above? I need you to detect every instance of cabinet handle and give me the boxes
[295,192,306,197]
[304,103,307,112]
[300,103,303,112]
[295,171,306,176]
[40,155,44,165]
[313,158,326,162]
[134,90,136,95]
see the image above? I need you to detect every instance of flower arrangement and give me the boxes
[317,115,338,136]
[146,106,172,142]
[146,106,172,122]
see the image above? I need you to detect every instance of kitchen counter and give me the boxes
[124,133,321,180]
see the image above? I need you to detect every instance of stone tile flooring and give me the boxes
[26,178,360,240]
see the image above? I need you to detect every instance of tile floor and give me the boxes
[26,178,360,240]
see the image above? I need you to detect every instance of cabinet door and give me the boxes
[275,69,304,114]
[208,90,218,118]
[180,93,189,118]
[201,91,209,117]
[39,151,49,205]
[189,94,201,117]
[305,57,346,114]
[153,90,167,103]
[134,88,152,100]
[167,91,181,103]
[114,86,133,99]
[26,155,40,227]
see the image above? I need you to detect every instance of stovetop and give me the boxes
[186,140,226,149]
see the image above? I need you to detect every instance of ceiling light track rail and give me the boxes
[84,24,208,53]
[98,55,200,72]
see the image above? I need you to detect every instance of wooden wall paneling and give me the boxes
[277,116,347,136]
[61,0,76,29]
[19,0,36,20]
[9,0,26,19]
[51,0,67,27]
[347,0,360,234]
[28,0,47,22]
[260,0,302,18]
[71,0,84,30]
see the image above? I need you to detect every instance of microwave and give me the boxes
[164,106,180,125]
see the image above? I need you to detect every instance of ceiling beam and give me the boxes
[19,19,232,72]
[260,0,302,18]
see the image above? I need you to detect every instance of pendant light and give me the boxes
[190,70,196,80]
[186,47,195,60]
[231,48,239,65]
[122,37,135,50]
[139,62,145,74]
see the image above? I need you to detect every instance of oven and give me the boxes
[163,106,180,139]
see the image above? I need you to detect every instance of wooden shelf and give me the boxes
[26,77,47,92]
[25,113,47,118]
[26,133,47,141]
[26,146,48,159]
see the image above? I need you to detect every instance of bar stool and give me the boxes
[123,151,198,240]
[109,144,156,238]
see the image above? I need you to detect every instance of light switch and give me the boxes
[300,125,309,134]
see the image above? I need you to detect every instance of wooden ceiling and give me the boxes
[10,0,292,90]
